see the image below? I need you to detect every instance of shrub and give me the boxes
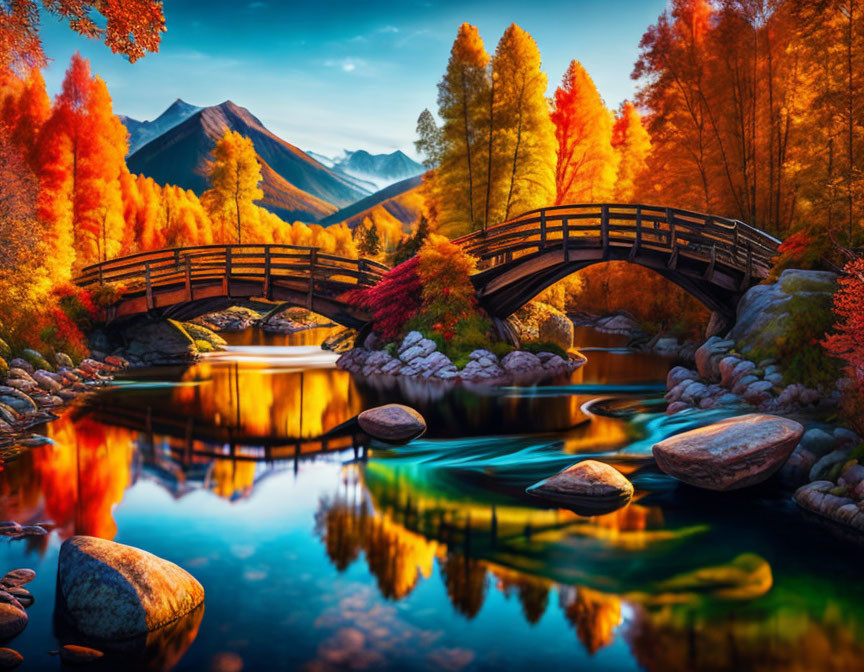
[822,257,864,434]
[342,257,422,341]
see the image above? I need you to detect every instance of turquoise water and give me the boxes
[0,328,862,671]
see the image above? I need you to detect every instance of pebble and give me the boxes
[0,570,35,588]
[0,648,22,669]
[59,645,104,664]
[0,594,22,611]
[0,524,21,538]
[0,603,26,639]
[4,589,30,609]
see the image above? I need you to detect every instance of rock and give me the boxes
[0,570,34,588]
[6,360,31,375]
[732,374,759,396]
[0,603,26,639]
[778,446,817,489]
[55,353,75,369]
[538,311,574,350]
[666,366,699,390]
[0,390,35,415]
[839,463,864,487]
[59,645,104,664]
[122,319,198,365]
[834,427,860,447]
[652,414,804,491]
[665,401,691,415]
[705,311,731,339]
[526,460,634,514]
[104,355,129,369]
[500,350,542,373]
[16,526,46,537]
[398,331,423,353]
[680,381,709,404]
[469,349,496,362]
[799,428,837,458]
[4,589,30,609]
[0,593,22,612]
[595,313,640,334]
[694,337,735,380]
[32,371,61,393]
[653,337,679,352]
[731,270,837,357]
[743,380,774,405]
[398,338,436,363]
[0,524,20,537]
[0,648,22,669]
[357,405,426,444]
[795,481,864,532]
[56,536,205,642]
[20,349,52,373]
[809,449,853,482]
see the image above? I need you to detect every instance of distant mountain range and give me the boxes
[319,175,423,228]
[120,99,426,224]
[119,99,202,156]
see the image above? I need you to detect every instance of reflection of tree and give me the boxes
[441,553,488,619]
[561,586,622,655]
[495,568,550,625]
[315,492,439,600]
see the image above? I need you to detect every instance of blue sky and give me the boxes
[39,0,668,158]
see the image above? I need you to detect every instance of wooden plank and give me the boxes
[145,264,154,311]
[601,205,609,259]
[263,247,271,300]
[185,256,192,301]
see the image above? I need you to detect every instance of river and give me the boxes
[0,327,862,671]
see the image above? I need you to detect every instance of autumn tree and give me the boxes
[435,23,491,235]
[490,24,556,221]
[612,101,651,202]
[202,129,265,244]
[357,222,382,257]
[551,60,618,204]
[1,0,165,72]
[35,53,128,275]
[415,109,443,169]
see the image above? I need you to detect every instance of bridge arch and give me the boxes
[74,244,388,329]
[454,204,780,319]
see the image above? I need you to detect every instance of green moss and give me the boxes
[522,341,569,359]
[0,338,10,360]
[20,348,53,372]
[195,339,214,353]
[489,342,515,359]
[183,322,227,347]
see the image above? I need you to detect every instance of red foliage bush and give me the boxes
[342,257,422,341]
[822,257,864,434]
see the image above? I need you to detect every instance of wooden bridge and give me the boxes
[75,204,780,327]
[455,203,781,319]
[74,244,389,328]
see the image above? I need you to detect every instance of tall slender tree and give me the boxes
[611,101,651,202]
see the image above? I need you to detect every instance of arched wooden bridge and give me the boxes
[74,244,389,329]
[455,203,781,319]
[75,204,780,327]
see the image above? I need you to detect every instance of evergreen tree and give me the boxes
[357,222,382,257]
[394,215,430,264]
[415,109,442,169]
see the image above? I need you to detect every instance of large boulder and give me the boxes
[731,270,837,357]
[56,536,205,642]
[527,459,634,514]
[538,311,574,351]
[123,319,198,365]
[357,404,426,444]
[652,414,803,491]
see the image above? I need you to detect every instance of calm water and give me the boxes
[1,326,863,671]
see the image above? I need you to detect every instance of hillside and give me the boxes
[320,175,425,230]
[126,100,370,220]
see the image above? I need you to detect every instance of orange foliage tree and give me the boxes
[550,60,618,204]
[1,0,165,71]
[611,101,651,203]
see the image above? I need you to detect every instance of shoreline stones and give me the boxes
[338,330,585,386]
[357,404,426,444]
[527,460,634,514]
[57,536,205,642]
[0,648,22,668]
[652,414,804,491]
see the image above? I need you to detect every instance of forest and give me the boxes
[0,0,862,419]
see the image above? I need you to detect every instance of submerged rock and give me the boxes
[357,404,426,444]
[652,414,803,491]
[59,645,104,664]
[527,460,634,514]
[0,648,22,669]
[57,536,205,642]
[795,480,864,532]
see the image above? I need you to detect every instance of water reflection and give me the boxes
[0,329,862,670]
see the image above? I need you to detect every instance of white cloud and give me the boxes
[342,62,356,73]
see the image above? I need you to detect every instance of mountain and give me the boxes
[320,175,425,230]
[126,100,369,221]
[312,149,425,192]
[119,99,202,155]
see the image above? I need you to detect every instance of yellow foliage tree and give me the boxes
[202,129,264,244]
[612,101,651,203]
[490,24,556,222]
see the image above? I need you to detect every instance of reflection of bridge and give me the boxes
[74,245,388,328]
[85,402,370,466]
[456,204,780,319]
[75,204,780,326]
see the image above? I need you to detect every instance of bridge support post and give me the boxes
[307,248,317,310]
[601,205,610,259]
[223,247,232,297]
[145,264,154,311]
[185,256,192,301]
[263,247,272,300]
[562,217,569,262]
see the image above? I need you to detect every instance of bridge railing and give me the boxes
[454,204,780,281]
[74,245,389,304]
